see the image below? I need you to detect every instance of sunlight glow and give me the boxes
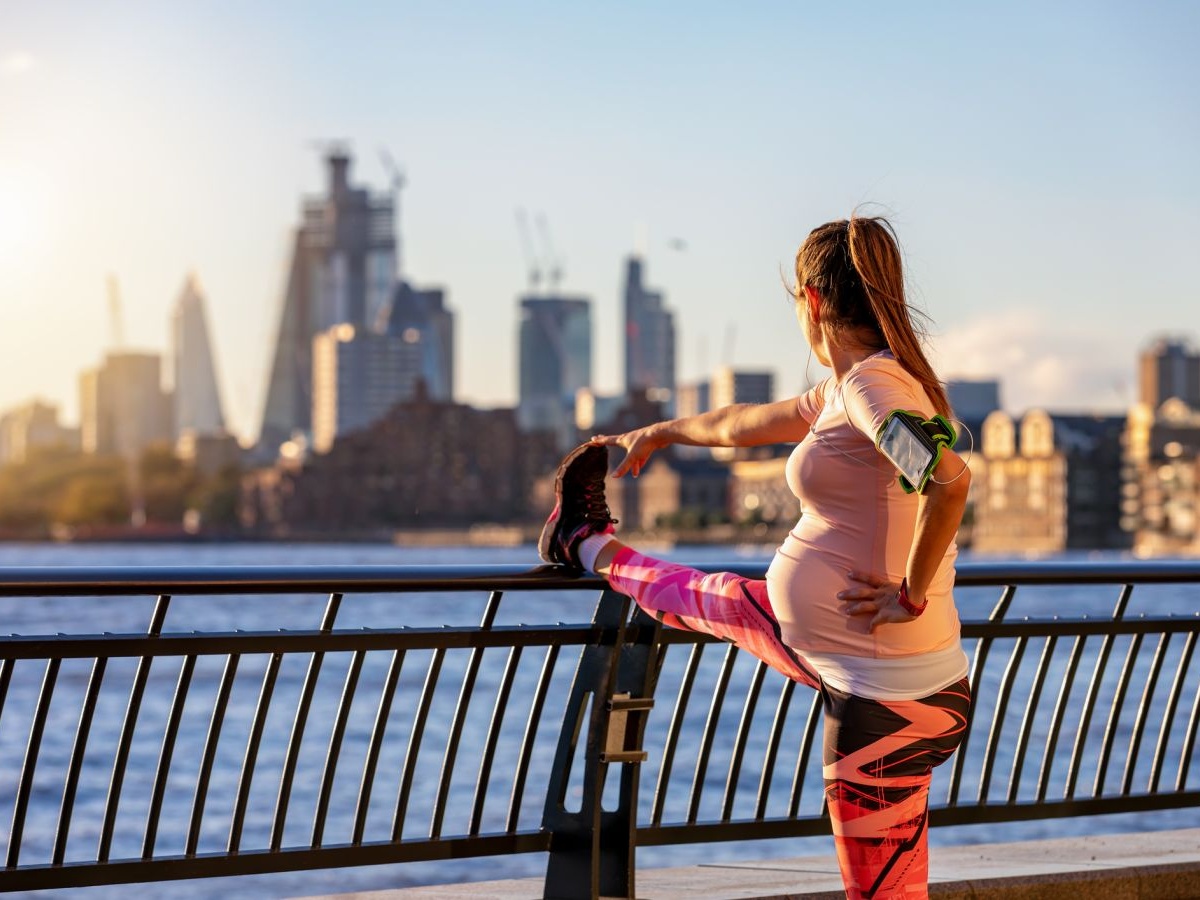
[0,169,52,273]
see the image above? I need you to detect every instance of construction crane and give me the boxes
[106,273,125,350]
[515,208,543,293]
[379,147,407,279]
[536,213,564,292]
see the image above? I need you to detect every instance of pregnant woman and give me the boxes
[539,215,973,899]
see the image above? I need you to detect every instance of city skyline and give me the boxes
[2,3,1198,440]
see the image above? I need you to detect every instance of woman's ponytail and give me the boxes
[845,216,951,418]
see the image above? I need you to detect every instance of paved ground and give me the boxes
[303,827,1200,899]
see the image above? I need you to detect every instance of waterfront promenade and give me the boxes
[314,828,1200,898]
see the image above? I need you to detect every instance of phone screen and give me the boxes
[878,414,936,488]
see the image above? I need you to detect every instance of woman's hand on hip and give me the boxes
[590,425,667,478]
[838,570,919,631]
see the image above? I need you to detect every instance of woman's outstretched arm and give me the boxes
[592,397,813,477]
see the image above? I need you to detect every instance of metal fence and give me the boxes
[0,560,1197,897]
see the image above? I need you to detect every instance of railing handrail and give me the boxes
[3,558,1200,596]
[0,558,1197,897]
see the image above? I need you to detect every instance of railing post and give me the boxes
[542,589,662,900]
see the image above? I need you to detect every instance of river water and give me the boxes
[0,542,1196,899]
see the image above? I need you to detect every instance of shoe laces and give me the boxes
[581,479,613,524]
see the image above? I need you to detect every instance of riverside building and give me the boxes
[970,409,1127,553]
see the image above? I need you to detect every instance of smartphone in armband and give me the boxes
[875,411,956,494]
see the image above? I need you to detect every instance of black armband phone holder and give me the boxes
[875,411,957,494]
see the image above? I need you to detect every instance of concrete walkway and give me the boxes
[304,827,1200,899]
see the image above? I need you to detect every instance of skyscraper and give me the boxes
[80,352,172,458]
[171,273,226,438]
[710,366,774,409]
[623,256,676,409]
[311,324,425,454]
[517,295,592,448]
[710,367,774,461]
[259,149,396,452]
[1140,338,1200,410]
[379,281,454,401]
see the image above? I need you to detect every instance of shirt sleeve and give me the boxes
[842,361,935,441]
[795,377,833,424]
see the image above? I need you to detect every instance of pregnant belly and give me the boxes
[766,532,960,657]
[766,538,869,653]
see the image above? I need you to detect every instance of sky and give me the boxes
[1,1,1198,442]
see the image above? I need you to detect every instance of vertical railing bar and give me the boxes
[228,650,283,853]
[1121,630,1170,796]
[506,643,559,833]
[0,657,14,730]
[650,642,704,828]
[1175,649,1200,792]
[787,691,822,818]
[352,647,406,846]
[755,677,796,820]
[470,645,523,836]
[948,584,1016,805]
[53,656,108,865]
[142,654,197,858]
[687,643,738,825]
[430,591,502,840]
[186,653,239,857]
[6,657,62,868]
[721,660,766,822]
[391,647,447,841]
[1035,634,1085,802]
[271,593,342,852]
[311,648,365,847]
[1093,619,1143,797]
[98,594,171,863]
[1007,635,1056,804]
[977,636,1028,803]
[1151,629,1196,793]
[1065,584,1131,800]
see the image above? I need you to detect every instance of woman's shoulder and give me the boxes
[846,351,916,390]
[843,351,934,419]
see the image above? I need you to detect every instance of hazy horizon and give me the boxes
[3,2,1198,441]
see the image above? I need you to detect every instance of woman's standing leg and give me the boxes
[821,679,972,899]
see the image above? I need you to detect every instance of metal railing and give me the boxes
[0,560,1197,897]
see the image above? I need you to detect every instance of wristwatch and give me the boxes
[897,577,927,617]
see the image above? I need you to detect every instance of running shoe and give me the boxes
[537,442,617,569]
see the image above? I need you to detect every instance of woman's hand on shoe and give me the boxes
[838,570,920,631]
[591,426,666,478]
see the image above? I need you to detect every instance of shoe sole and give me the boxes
[537,443,602,566]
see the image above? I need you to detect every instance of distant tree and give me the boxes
[0,448,130,530]
[140,443,195,523]
[53,470,131,525]
[188,464,242,528]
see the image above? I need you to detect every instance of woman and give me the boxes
[538,215,972,900]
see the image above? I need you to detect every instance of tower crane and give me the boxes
[106,273,125,350]
[536,213,564,292]
[515,208,543,294]
[379,147,407,280]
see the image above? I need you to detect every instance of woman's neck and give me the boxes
[823,330,888,381]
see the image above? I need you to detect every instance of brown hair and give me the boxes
[794,215,951,417]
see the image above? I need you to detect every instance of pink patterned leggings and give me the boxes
[606,546,971,900]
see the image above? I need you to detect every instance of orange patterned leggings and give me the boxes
[605,545,972,899]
